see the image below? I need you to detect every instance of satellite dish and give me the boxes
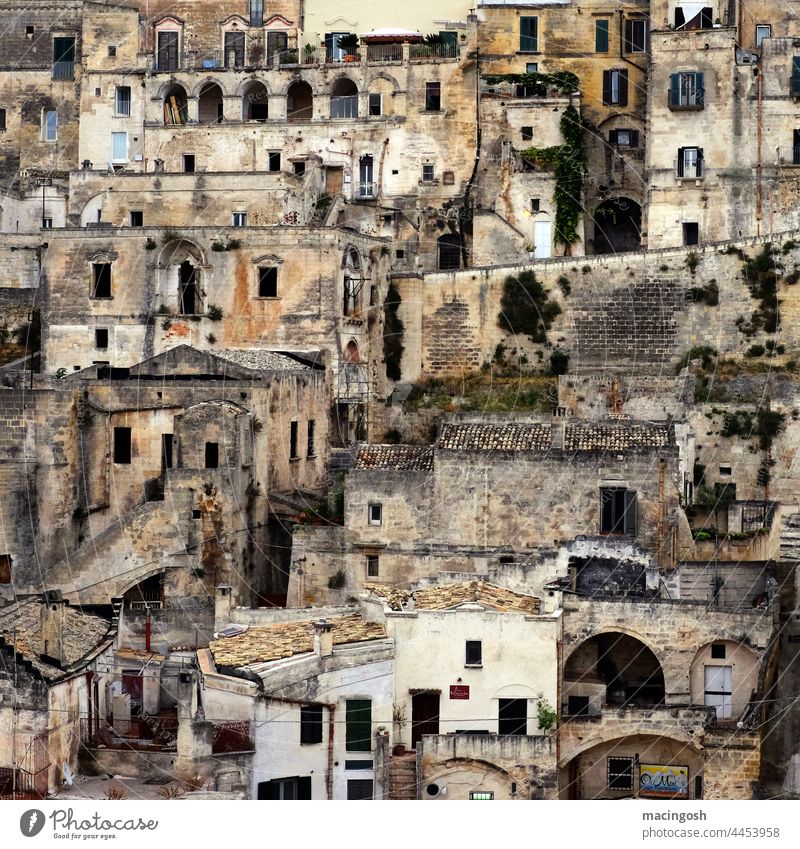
[63,763,74,786]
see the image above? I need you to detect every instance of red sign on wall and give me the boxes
[450,685,470,700]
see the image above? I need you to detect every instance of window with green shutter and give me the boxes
[792,57,800,96]
[669,72,704,109]
[346,699,372,752]
[595,20,609,53]
[520,17,538,53]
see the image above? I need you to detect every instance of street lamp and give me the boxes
[36,176,52,228]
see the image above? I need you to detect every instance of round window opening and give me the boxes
[426,783,440,797]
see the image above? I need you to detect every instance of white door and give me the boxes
[704,665,732,719]
[533,219,552,258]
[111,132,128,163]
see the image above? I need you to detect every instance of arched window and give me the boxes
[163,84,188,125]
[179,260,201,314]
[198,82,224,124]
[437,233,462,270]
[287,81,313,121]
[242,81,268,121]
[331,78,358,118]
[342,249,363,316]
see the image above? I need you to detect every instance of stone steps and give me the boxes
[388,755,417,800]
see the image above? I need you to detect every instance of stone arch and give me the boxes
[157,237,206,269]
[79,193,108,226]
[562,631,666,713]
[592,196,642,254]
[423,758,517,801]
[344,340,361,363]
[189,76,230,99]
[327,72,360,96]
[162,82,188,124]
[240,79,269,121]
[365,70,400,90]
[117,566,169,601]
[330,76,359,118]
[366,73,398,116]
[198,81,225,124]
[689,639,759,722]
[287,79,313,121]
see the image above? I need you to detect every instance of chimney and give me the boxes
[41,590,69,667]
[215,584,232,632]
[313,620,333,658]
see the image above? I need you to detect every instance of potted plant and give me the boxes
[303,43,316,64]
[339,33,360,61]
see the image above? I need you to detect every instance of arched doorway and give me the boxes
[287,81,313,121]
[179,260,201,314]
[563,632,665,714]
[198,82,224,124]
[163,84,188,124]
[331,78,358,118]
[437,233,462,270]
[592,197,642,254]
[242,81,268,121]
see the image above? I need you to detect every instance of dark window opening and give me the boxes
[224,31,245,68]
[498,698,527,735]
[162,434,173,470]
[294,160,306,176]
[695,775,703,798]
[521,126,533,141]
[437,233,461,270]
[113,426,132,464]
[0,554,11,584]
[156,31,179,72]
[531,198,540,212]
[711,643,726,659]
[683,222,699,246]
[567,695,590,716]
[268,150,281,171]
[602,69,628,106]
[257,776,312,800]
[346,699,372,752]
[465,640,482,666]
[204,442,219,469]
[425,81,441,111]
[300,704,323,744]
[307,420,315,457]
[608,756,634,790]
[129,210,143,227]
[53,36,75,79]
[0,109,5,132]
[366,554,379,577]
[267,31,288,64]
[290,421,299,459]
[92,263,111,298]
[258,266,278,297]
[95,328,109,349]
[624,19,648,52]
[26,25,34,37]
[520,16,538,52]
[179,260,200,314]
[347,779,373,800]
[794,128,800,164]
[596,19,609,52]
[600,487,637,535]
[182,154,195,173]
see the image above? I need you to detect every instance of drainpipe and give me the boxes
[756,61,763,235]
[326,703,335,799]
[145,607,152,652]
[658,458,666,569]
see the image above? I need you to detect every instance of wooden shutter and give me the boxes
[345,699,372,752]
[629,129,640,148]
[695,72,705,106]
[609,129,618,144]
[596,19,609,52]
[623,490,637,536]
[670,73,680,107]
[697,148,704,176]
[602,70,612,104]
[624,20,633,52]
[297,776,312,800]
[618,69,629,106]
[677,147,685,176]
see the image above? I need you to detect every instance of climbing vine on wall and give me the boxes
[383,281,405,381]
[497,270,561,342]
[482,71,580,96]
[519,104,587,247]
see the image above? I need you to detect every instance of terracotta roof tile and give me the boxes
[355,444,434,471]
[209,614,386,668]
[365,580,540,614]
[564,422,672,451]
[438,423,553,451]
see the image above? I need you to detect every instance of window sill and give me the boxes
[419,179,440,186]
[516,51,541,56]
[464,664,483,669]
[91,296,114,301]
[254,296,281,300]
[290,456,301,463]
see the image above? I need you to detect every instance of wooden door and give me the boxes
[411,692,440,746]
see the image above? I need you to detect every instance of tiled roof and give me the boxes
[564,422,672,451]
[355,444,434,471]
[216,349,312,372]
[364,580,540,615]
[438,422,553,451]
[209,614,387,668]
[0,599,111,681]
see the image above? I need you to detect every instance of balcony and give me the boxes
[81,713,179,752]
[775,146,800,166]
[52,61,74,81]
[366,43,403,63]
[668,88,704,110]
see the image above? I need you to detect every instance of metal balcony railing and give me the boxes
[409,42,459,60]
[775,146,800,165]
[366,43,403,62]
[668,88,705,109]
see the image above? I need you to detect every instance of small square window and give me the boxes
[521,126,533,141]
[95,328,109,349]
[608,757,634,790]
[711,643,726,659]
[366,554,379,577]
[530,198,540,212]
[525,62,538,74]
[368,503,382,525]
[422,163,435,182]
[183,154,195,173]
[293,161,306,176]
[258,266,278,297]
[425,82,441,111]
[129,210,143,227]
[232,211,247,227]
[41,217,52,229]
[719,465,732,476]
[465,640,482,666]
[26,25,34,38]
[268,151,281,171]
[108,45,117,57]
[396,249,405,259]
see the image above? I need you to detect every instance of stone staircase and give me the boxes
[388,752,418,800]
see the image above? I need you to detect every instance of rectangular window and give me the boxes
[596,19,610,52]
[600,487,637,535]
[113,427,132,464]
[290,421,299,459]
[624,19,647,53]
[498,698,527,736]
[293,161,306,176]
[520,16,538,52]
[531,198,540,212]
[95,328,109,349]
[469,791,494,800]
[425,82,441,112]
[711,643,727,659]
[183,154,195,173]
[677,147,704,178]
[0,554,11,584]
[115,85,131,116]
[53,36,75,79]
[521,126,533,142]
[257,776,312,800]
[368,93,382,116]
[756,24,771,48]
[793,57,800,97]
[610,129,639,148]
[704,665,732,719]
[567,695,590,716]
[130,210,143,227]
[368,503,382,525]
[43,108,58,141]
[92,263,111,298]
[422,163,435,182]
[258,266,278,297]
[465,640,482,667]
[346,779,373,800]
[224,31,246,68]
[0,108,5,132]
[366,554,379,577]
[608,757,634,790]
[111,131,128,162]
[204,442,219,469]
[602,69,628,106]
[525,62,538,74]
[669,72,705,109]
[42,217,52,229]
[307,420,315,457]
[345,760,373,770]
[300,704,323,744]
[268,150,281,171]
[232,211,247,227]
[683,222,699,245]
[249,0,264,27]
[156,31,179,72]
[346,699,372,752]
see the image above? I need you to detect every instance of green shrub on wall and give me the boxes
[498,270,561,342]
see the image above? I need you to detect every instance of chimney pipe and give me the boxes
[313,620,333,658]
[41,590,69,666]
[215,584,232,632]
